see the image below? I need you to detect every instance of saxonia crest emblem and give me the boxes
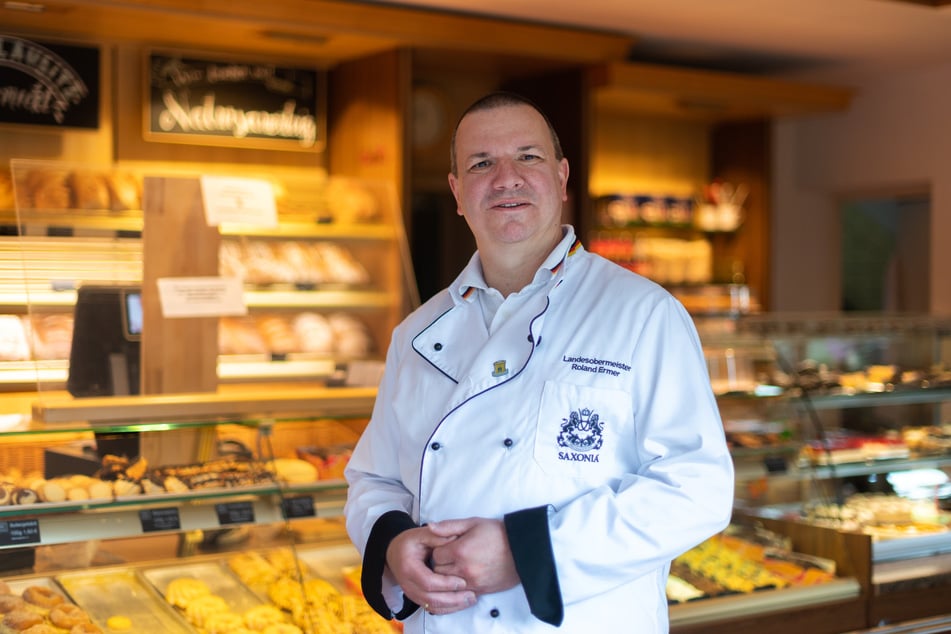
[557,408,604,453]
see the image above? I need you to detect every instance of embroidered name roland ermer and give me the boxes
[562,355,630,376]
[557,408,604,463]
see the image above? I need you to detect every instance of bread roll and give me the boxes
[69,170,111,210]
[106,171,142,211]
[23,169,70,209]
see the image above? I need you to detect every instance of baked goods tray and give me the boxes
[141,560,266,625]
[56,567,193,633]
[295,542,362,592]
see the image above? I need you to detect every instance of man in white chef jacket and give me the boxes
[344,91,734,633]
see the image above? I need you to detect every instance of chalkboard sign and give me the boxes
[146,52,324,151]
[0,35,100,129]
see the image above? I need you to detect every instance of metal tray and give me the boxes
[56,567,193,633]
[142,560,264,615]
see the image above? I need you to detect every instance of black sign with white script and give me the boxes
[0,36,99,128]
[147,52,323,151]
[0,519,41,546]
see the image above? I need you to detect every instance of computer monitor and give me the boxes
[66,285,142,398]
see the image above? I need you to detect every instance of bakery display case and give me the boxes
[701,313,951,629]
[0,159,417,392]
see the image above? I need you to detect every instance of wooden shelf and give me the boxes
[590,62,854,121]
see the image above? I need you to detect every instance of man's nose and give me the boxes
[493,159,523,189]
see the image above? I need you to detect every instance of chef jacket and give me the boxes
[344,225,734,633]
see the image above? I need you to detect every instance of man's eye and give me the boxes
[519,153,541,162]
[468,160,490,170]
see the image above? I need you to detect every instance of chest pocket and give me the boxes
[533,380,633,483]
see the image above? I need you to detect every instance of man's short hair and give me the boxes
[449,91,565,176]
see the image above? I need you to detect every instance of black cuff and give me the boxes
[361,510,420,621]
[504,505,564,626]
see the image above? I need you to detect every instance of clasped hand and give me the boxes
[385,517,520,616]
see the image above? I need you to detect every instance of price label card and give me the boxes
[139,508,181,533]
[215,501,255,526]
[281,496,316,519]
[0,519,41,546]
[157,276,247,318]
[200,176,278,227]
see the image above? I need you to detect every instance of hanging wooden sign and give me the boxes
[0,35,100,129]
[146,52,324,152]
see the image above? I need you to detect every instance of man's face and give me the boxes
[448,104,569,252]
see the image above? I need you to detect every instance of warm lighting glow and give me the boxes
[3,1,45,12]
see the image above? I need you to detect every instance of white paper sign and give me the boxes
[157,277,247,318]
[200,175,278,227]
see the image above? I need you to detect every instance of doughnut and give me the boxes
[0,594,26,612]
[0,484,12,505]
[69,623,103,634]
[0,580,11,594]
[2,608,44,630]
[22,585,64,609]
[49,603,90,629]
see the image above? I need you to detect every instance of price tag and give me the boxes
[215,501,255,526]
[157,276,247,318]
[0,519,41,546]
[763,455,788,474]
[281,496,316,519]
[139,508,182,533]
[200,176,278,227]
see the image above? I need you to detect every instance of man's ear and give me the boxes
[448,173,464,216]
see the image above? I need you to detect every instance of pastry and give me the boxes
[68,624,102,634]
[183,594,229,628]
[23,169,70,209]
[269,458,317,485]
[0,594,25,613]
[66,487,90,502]
[292,313,333,355]
[0,315,30,362]
[68,171,111,210]
[21,624,60,634]
[111,479,141,497]
[0,484,12,506]
[257,315,299,354]
[39,480,66,503]
[12,487,38,505]
[164,577,211,609]
[49,603,91,629]
[105,171,141,211]
[163,476,189,493]
[0,581,10,595]
[203,612,246,633]
[242,604,285,629]
[3,609,44,631]
[87,480,112,500]
[22,585,64,609]
[219,317,268,355]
